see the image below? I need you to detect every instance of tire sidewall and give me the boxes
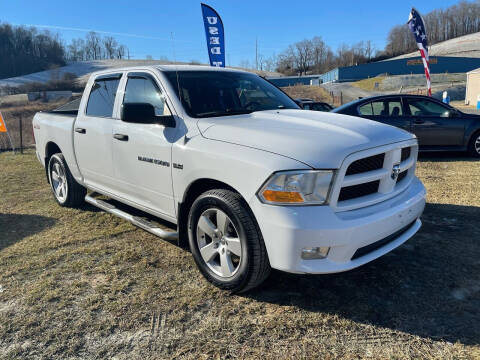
[48,154,69,206]
[188,192,250,288]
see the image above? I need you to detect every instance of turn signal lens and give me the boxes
[258,170,334,205]
[262,190,304,203]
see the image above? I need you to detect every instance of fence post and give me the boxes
[19,116,23,154]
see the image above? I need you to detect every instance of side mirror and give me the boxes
[122,103,175,127]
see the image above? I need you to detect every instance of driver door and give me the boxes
[405,97,465,147]
[111,71,177,219]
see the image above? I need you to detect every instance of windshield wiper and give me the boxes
[196,109,254,118]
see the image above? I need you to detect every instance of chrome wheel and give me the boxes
[50,160,68,203]
[475,135,480,155]
[196,208,242,278]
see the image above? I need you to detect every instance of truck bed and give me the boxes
[47,98,81,116]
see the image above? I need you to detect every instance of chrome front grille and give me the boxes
[330,140,418,212]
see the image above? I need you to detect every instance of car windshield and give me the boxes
[164,70,299,118]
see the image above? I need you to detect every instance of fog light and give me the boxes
[301,247,330,260]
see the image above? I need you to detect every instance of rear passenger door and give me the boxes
[74,73,122,191]
[358,98,411,132]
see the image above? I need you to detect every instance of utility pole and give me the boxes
[255,37,258,70]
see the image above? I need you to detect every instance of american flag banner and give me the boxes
[408,8,431,96]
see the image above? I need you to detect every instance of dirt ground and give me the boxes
[0,150,479,359]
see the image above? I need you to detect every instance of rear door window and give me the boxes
[86,77,121,117]
[388,100,403,116]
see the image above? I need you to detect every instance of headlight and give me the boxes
[257,170,334,205]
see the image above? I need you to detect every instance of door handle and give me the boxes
[75,127,86,134]
[414,119,425,124]
[113,133,129,141]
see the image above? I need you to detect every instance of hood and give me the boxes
[197,109,414,169]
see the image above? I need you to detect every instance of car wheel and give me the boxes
[469,132,480,158]
[187,189,270,293]
[48,153,86,207]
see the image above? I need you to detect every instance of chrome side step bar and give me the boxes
[85,193,179,241]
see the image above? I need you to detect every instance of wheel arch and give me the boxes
[467,127,480,155]
[468,127,480,144]
[44,142,62,183]
[177,178,248,248]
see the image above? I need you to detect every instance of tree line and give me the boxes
[260,0,480,75]
[274,38,376,75]
[385,0,480,57]
[0,23,129,79]
[66,32,128,61]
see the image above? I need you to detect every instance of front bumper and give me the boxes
[249,177,426,274]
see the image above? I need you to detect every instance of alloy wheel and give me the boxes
[51,160,68,203]
[196,208,242,278]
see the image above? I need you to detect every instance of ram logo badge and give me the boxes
[391,164,401,180]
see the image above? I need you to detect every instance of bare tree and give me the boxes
[103,36,118,59]
[85,32,101,60]
[116,45,126,59]
[67,38,85,61]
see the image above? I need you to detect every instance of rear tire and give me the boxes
[187,189,270,293]
[48,153,86,208]
[468,131,480,158]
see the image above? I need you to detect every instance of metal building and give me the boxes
[266,75,321,87]
[320,56,480,83]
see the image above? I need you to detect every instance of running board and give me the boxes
[85,193,178,241]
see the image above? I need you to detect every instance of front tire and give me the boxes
[187,189,270,293]
[468,131,480,158]
[48,153,86,207]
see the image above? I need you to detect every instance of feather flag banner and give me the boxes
[408,8,431,96]
[201,3,225,67]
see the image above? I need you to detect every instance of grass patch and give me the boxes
[351,76,386,91]
[281,85,332,103]
[0,99,69,151]
[0,150,479,359]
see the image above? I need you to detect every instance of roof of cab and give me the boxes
[89,64,249,78]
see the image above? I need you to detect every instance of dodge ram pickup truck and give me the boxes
[33,65,426,292]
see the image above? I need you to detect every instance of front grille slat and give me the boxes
[338,180,380,202]
[346,153,385,176]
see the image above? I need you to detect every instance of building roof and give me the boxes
[467,67,480,74]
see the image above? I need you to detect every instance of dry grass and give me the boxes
[282,85,332,103]
[0,150,480,359]
[0,100,68,151]
[351,77,386,91]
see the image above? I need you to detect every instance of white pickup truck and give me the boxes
[33,65,426,292]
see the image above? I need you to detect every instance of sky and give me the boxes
[0,0,463,67]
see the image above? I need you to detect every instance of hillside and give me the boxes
[389,32,480,60]
[0,60,282,88]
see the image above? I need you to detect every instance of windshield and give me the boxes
[164,70,299,118]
